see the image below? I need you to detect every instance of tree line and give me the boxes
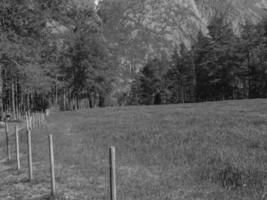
[0,0,117,119]
[1,0,266,118]
[126,14,267,105]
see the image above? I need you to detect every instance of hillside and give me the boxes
[99,0,267,71]
[1,99,267,199]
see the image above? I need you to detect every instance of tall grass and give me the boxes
[10,99,267,199]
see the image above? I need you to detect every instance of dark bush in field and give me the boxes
[197,157,266,190]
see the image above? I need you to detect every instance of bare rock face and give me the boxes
[99,0,267,70]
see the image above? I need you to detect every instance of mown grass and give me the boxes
[2,99,267,199]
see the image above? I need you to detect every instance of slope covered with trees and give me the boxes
[0,0,266,115]
[99,0,267,71]
[0,0,118,119]
[127,14,267,105]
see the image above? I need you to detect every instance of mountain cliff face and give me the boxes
[99,0,267,71]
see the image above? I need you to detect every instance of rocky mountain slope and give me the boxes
[99,0,267,71]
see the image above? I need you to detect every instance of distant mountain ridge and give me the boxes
[99,0,267,71]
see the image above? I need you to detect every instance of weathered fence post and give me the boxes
[109,146,117,200]
[15,126,20,171]
[49,135,56,196]
[5,121,11,161]
[27,129,33,181]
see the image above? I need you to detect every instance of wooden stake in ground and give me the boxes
[27,129,33,181]
[49,135,56,196]
[5,121,11,161]
[109,146,117,200]
[15,126,20,171]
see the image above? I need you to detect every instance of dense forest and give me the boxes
[126,15,267,105]
[0,0,118,119]
[0,0,267,119]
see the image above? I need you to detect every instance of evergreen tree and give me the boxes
[167,44,195,103]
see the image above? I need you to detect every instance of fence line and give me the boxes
[49,134,56,196]
[15,126,20,172]
[1,110,118,199]
[109,146,117,200]
[27,129,33,182]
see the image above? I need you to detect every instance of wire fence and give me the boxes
[1,111,117,199]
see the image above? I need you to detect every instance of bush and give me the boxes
[197,157,265,190]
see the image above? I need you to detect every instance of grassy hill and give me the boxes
[1,99,267,199]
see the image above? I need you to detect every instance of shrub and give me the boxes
[197,157,265,190]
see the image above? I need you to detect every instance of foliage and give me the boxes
[0,0,117,114]
[128,58,168,105]
[128,14,267,105]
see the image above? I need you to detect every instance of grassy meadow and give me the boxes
[1,99,267,199]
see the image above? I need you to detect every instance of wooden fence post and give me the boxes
[49,135,56,196]
[5,121,11,162]
[109,146,117,200]
[27,129,33,181]
[15,126,20,171]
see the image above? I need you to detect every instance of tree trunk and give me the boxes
[88,93,93,108]
[181,86,185,104]
[15,77,19,119]
[191,52,196,102]
[76,97,79,110]
[0,65,3,120]
[12,80,16,119]
[54,73,58,106]
[63,89,66,111]
[27,93,30,111]
[180,80,185,104]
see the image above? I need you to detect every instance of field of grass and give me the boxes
[1,99,267,199]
